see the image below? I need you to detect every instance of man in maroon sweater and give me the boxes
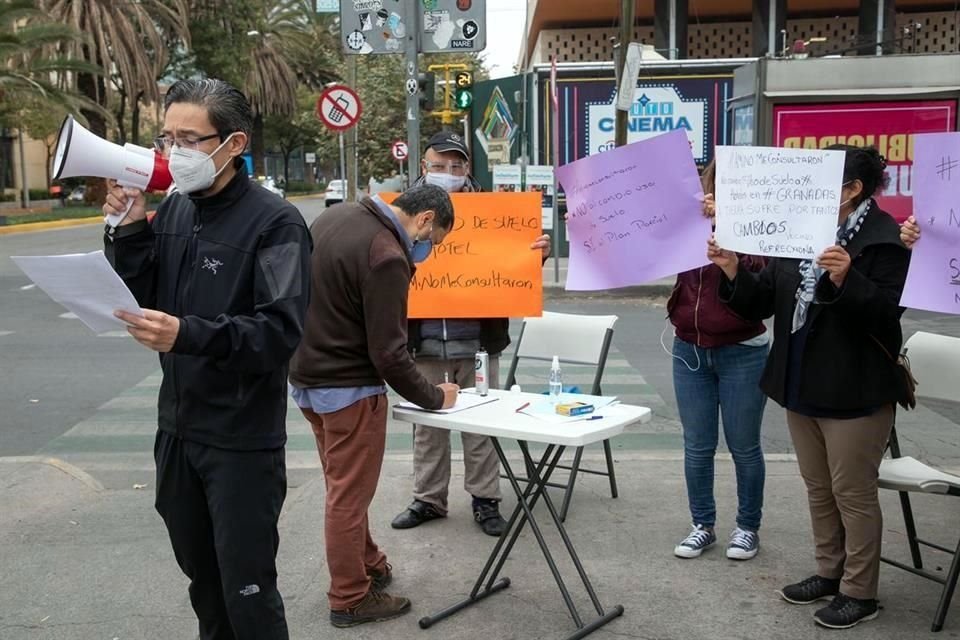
[289,184,460,627]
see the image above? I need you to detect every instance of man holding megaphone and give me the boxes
[101,79,312,640]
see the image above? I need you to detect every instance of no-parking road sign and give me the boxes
[316,85,363,132]
[391,140,409,161]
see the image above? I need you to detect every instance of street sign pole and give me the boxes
[404,0,420,184]
[339,132,346,193]
[551,58,560,284]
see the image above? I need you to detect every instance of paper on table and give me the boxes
[397,393,499,414]
[11,250,143,334]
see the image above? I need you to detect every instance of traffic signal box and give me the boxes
[424,64,473,124]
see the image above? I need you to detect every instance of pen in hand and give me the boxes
[444,371,449,384]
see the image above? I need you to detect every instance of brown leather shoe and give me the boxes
[329,590,411,628]
[369,562,392,591]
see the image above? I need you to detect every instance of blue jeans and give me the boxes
[673,338,768,531]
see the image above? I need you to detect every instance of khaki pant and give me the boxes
[412,357,502,512]
[301,396,389,610]
[786,405,894,600]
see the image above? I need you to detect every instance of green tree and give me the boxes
[17,97,68,186]
[313,50,488,186]
[40,0,190,201]
[263,88,324,184]
[0,0,103,199]
[244,0,339,175]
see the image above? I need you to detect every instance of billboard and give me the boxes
[772,100,958,221]
[547,75,733,167]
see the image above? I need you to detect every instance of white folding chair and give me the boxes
[880,331,960,632]
[502,311,619,521]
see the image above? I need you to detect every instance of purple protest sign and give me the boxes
[900,132,960,315]
[556,129,711,291]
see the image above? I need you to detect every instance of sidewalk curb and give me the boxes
[0,216,102,235]
[286,193,323,202]
[544,284,674,299]
[0,455,105,491]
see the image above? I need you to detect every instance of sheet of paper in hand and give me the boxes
[714,146,845,259]
[556,129,711,291]
[11,250,143,335]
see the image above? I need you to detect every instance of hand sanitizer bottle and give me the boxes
[549,355,563,404]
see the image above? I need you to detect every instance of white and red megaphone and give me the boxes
[52,115,172,227]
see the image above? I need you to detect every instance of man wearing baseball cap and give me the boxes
[391,131,551,536]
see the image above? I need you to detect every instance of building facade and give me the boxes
[522,0,959,65]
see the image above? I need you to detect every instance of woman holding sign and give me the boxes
[668,160,770,563]
[709,146,910,630]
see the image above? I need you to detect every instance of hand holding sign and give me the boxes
[556,129,711,291]
[900,215,921,249]
[714,146,845,259]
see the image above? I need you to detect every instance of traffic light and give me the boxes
[454,70,473,110]
[454,88,473,109]
[455,71,472,89]
[418,72,436,111]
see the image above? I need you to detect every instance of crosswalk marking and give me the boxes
[0,330,13,337]
[59,312,78,320]
[40,342,676,469]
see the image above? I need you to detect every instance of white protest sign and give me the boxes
[715,146,844,259]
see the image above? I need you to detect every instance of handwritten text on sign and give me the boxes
[900,132,960,315]
[556,129,711,291]
[714,146,844,259]
[381,192,543,319]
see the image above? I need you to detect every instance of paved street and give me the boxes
[1,196,959,639]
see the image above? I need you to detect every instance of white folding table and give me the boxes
[392,389,652,640]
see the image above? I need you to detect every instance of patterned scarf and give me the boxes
[791,198,872,334]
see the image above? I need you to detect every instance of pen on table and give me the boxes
[515,402,530,413]
[587,415,604,421]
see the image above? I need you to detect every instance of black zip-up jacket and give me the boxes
[104,170,312,450]
[719,202,909,411]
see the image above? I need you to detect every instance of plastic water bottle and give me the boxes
[549,355,563,404]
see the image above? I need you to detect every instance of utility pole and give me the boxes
[615,0,636,147]
[404,0,421,181]
[346,54,358,201]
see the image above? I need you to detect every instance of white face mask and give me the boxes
[425,172,466,193]
[838,180,856,210]
[169,133,236,194]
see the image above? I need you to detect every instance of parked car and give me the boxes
[324,179,346,207]
[256,176,285,199]
[67,186,86,202]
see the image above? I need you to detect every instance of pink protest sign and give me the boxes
[556,129,711,291]
[901,132,960,315]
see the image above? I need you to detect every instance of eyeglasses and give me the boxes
[153,133,222,153]
[423,160,467,176]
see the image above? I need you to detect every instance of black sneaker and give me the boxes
[814,593,879,629]
[472,499,507,537]
[673,524,716,558]
[777,575,841,605]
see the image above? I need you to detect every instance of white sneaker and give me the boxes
[674,524,716,558]
[726,527,760,560]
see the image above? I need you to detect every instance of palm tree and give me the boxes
[0,0,103,199]
[38,0,189,201]
[38,0,189,135]
[0,1,100,107]
[244,0,340,175]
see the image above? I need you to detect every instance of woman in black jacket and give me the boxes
[707,146,910,630]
